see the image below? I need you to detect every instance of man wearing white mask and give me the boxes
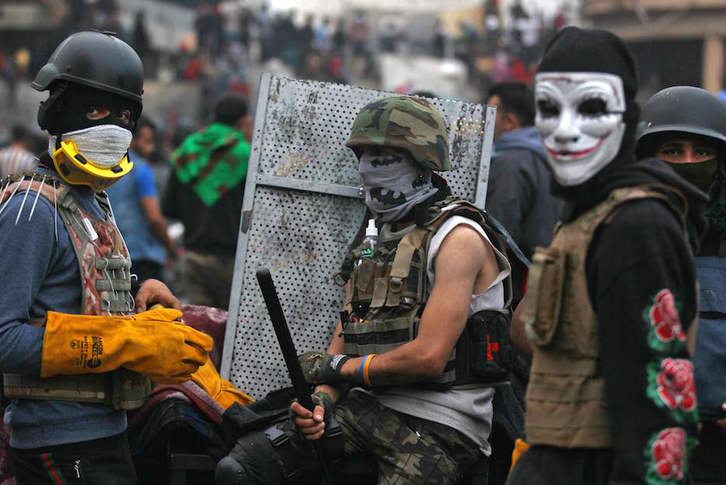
[508,27,706,484]
[0,32,214,484]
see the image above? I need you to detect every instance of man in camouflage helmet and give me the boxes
[217,96,513,484]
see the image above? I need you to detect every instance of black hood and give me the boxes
[563,157,708,251]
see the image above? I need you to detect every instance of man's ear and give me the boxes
[504,112,521,130]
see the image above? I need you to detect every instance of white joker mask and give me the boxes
[534,72,626,186]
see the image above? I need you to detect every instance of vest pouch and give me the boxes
[522,247,566,347]
[463,310,513,383]
[354,259,376,296]
[351,259,376,317]
[342,306,419,356]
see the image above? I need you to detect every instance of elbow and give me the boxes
[418,351,449,380]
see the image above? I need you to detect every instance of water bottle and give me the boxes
[356,219,378,266]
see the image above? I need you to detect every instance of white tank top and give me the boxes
[427,215,511,315]
[370,213,511,455]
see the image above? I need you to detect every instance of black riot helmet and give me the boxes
[32,31,144,132]
[637,86,726,158]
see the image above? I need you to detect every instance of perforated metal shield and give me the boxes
[221,73,496,399]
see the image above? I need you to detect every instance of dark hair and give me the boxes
[214,93,249,126]
[135,115,156,133]
[487,82,535,126]
[11,124,29,142]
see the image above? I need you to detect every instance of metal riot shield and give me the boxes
[220,73,495,399]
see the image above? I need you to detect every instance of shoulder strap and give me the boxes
[423,198,515,311]
[390,227,428,280]
[587,185,686,235]
[429,198,531,268]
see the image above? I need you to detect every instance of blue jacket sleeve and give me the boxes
[485,150,537,244]
[134,163,157,199]
[0,195,55,374]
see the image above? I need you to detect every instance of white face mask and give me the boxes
[49,124,132,168]
[534,72,626,186]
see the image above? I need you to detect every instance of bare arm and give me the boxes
[140,196,177,258]
[339,225,498,385]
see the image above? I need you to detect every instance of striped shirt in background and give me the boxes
[0,146,38,178]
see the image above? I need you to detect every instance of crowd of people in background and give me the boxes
[0,0,574,307]
[0,0,569,114]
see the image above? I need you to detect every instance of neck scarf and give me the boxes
[358,151,438,222]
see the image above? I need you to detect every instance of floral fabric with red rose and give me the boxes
[643,289,687,354]
[646,358,699,423]
[644,427,696,485]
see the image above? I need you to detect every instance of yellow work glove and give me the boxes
[41,308,213,384]
[191,356,254,410]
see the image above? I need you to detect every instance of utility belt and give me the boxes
[3,370,151,410]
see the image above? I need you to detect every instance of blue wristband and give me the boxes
[358,355,369,384]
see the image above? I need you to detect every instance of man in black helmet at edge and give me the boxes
[0,32,214,484]
[508,27,705,484]
[636,86,726,484]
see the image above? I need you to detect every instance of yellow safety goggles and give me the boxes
[52,139,133,192]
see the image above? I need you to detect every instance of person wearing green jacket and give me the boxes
[162,93,252,309]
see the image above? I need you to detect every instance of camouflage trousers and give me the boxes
[225,390,484,484]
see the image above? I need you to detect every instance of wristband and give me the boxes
[359,354,376,387]
[358,355,368,384]
[363,353,375,386]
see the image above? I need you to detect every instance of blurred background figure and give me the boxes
[0,125,37,178]
[107,116,177,283]
[485,81,564,307]
[163,93,251,309]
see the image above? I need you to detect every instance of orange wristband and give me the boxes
[363,353,376,386]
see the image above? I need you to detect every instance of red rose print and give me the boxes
[651,428,686,480]
[649,289,686,343]
[657,358,697,412]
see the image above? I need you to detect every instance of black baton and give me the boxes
[256,269,335,485]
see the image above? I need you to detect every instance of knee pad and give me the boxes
[215,456,249,485]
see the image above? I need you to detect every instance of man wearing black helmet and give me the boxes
[0,32,214,484]
[637,86,726,484]
[508,27,705,484]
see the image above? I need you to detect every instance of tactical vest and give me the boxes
[0,172,151,410]
[522,185,685,448]
[342,198,513,387]
[693,254,726,420]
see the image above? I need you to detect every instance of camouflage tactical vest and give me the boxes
[522,185,685,447]
[343,198,513,387]
[1,173,151,410]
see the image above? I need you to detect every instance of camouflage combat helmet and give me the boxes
[346,96,450,171]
